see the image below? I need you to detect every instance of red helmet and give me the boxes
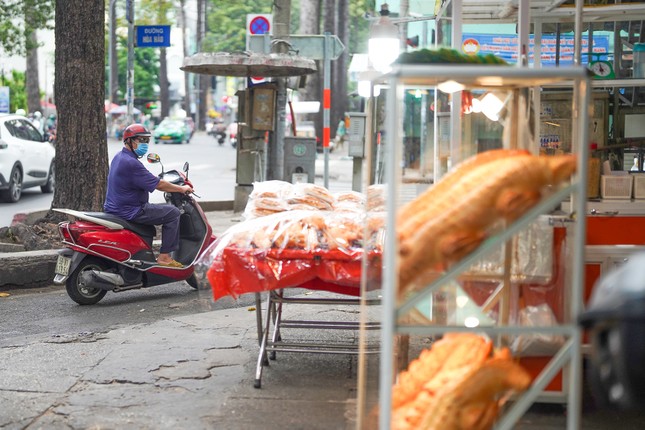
[123,124,151,142]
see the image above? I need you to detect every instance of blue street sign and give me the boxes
[0,87,9,114]
[135,25,171,48]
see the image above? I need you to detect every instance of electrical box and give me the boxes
[284,137,316,184]
[347,112,366,158]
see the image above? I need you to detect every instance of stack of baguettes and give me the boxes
[396,149,577,298]
[390,333,531,430]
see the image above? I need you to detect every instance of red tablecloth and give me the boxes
[207,247,382,300]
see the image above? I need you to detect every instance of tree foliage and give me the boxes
[1,70,27,113]
[105,35,159,103]
[203,0,271,52]
[0,0,54,56]
[103,0,164,104]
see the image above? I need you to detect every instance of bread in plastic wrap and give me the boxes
[199,210,385,299]
[397,152,577,299]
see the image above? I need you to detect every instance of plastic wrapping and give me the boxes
[244,181,341,219]
[466,216,554,283]
[510,304,565,356]
[199,210,384,300]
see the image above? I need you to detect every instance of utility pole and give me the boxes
[267,0,291,181]
[126,0,135,124]
[108,0,117,135]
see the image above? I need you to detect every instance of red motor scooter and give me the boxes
[53,153,216,305]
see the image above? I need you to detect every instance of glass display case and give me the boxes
[358,64,591,430]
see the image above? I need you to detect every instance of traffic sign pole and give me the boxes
[246,32,346,188]
[323,33,331,189]
[126,0,134,124]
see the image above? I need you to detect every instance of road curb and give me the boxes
[0,201,237,290]
[0,249,60,289]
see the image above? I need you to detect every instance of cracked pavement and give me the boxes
[0,296,362,430]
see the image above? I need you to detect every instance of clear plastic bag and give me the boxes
[197,210,385,300]
[510,303,565,356]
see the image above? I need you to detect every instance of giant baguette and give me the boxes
[398,149,529,219]
[398,154,576,297]
[416,359,531,430]
[398,149,530,245]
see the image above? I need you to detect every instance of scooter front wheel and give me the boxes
[66,257,109,305]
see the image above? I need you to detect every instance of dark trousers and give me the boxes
[132,203,181,254]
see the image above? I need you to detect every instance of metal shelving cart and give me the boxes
[373,64,591,429]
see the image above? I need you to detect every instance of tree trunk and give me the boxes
[25,9,40,114]
[298,0,321,141]
[50,0,108,216]
[332,0,349,139]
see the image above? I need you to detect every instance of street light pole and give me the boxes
[108,0,117,135]
[268,0,291,182]
[126,0,135,124]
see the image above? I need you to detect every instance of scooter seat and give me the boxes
[83,212,157,239]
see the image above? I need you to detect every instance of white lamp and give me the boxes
[480,92,507,121]
[437,80,465,94]
[368,4,400,73]
[358,80,381,98]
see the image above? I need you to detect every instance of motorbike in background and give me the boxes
[53,153,216,305]
[228,122,238,148]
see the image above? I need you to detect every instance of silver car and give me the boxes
[0,113,55,203]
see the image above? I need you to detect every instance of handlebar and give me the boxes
[159,169,199,198]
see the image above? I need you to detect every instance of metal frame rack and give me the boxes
[253,290,381,389]
[376,64,591,429]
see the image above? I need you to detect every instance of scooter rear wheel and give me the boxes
[186,273,200,290]
[66,257,109,305]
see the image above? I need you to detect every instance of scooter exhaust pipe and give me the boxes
[79,270,125,291]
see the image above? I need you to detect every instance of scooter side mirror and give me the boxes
[183,162,189,174]
[147,153,161,164]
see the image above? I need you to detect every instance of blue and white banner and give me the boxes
[462,33,610,66]
[0,87,9,113]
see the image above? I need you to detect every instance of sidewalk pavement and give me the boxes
[2,161,640,429]
[0,207,629,430]
[0,286,367,430]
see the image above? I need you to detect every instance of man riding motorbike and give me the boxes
[104,124,193,268]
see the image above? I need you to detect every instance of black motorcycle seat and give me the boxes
[83,212,157,238]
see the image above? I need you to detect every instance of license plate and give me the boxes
[161,136,171,140]
[55,255,71,276]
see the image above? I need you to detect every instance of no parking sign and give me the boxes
[246,14,273,84]
[246,14,272,47]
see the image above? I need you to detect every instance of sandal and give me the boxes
[157,259,184,268]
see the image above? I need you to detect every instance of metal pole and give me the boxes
[270,0,290,182]
[323,33,331,189]
[108,0,116,136]
[449,0,462,167]
[518,0,529,66]
[126,0,135,124]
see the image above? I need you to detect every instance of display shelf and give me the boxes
[378,64,592,89]
[372,64,591,430]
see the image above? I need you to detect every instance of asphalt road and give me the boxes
[0,281,262,347]
[0,131,237,228]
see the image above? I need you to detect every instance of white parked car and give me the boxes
[0,113,55,203]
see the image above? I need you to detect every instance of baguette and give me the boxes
[398,154,576,297]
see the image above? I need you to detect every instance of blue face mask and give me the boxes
[134,143,148,158]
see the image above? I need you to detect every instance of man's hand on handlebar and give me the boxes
[180,185,193,195]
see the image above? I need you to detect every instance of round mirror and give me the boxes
[147,153,160,164]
